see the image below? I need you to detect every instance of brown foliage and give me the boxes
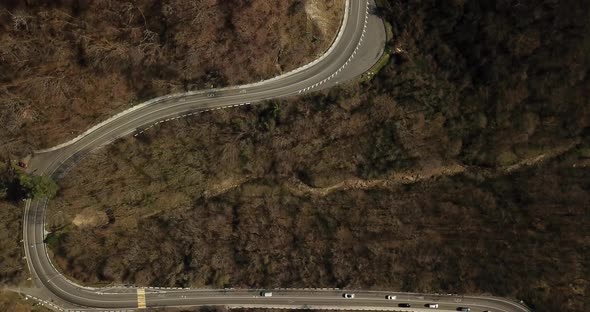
[0,0,342,154]
[45,91,590,312]
[0,290,50,312]
[0,200,26,285]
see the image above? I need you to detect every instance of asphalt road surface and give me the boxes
[19,1,530,311]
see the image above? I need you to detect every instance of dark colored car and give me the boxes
[17,161,27,168]
[456,308,471,312]
[398,303,411,307]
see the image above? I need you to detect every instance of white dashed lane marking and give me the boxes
[137,1,373,134]
[296,0,370,95]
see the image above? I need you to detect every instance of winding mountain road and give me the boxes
[18,1,531,311]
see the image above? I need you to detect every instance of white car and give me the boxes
[425,303,439,308]
[343,293,355,299]
[386,295,397,300]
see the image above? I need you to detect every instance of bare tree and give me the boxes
[6,10,31,31]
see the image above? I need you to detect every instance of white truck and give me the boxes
[260,291,272,297]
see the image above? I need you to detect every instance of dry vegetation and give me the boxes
[43,1,590,311]
[0,0,343,154]
[0,189,27,285]
[0,290,51,312]
[0,0,342,308]
[46,94,590,312]
[1,1,590,312]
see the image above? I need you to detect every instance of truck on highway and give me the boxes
[260,291,272,297]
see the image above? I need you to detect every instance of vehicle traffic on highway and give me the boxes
[260,291,272,297]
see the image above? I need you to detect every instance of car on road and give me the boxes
[343,293,355,299]
[17,161,27,168]
[385,295,396,300]
[398,303,411,307]
[456,308,471,312]
[425,303,439,308]
[207,92,217,98]
[260,291,272,297]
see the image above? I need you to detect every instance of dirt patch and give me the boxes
[203,176,251,199]
[287,163,466,197]
[72,207,108,229]
[304,0,344,38]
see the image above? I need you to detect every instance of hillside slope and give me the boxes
[0,0,343,155]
